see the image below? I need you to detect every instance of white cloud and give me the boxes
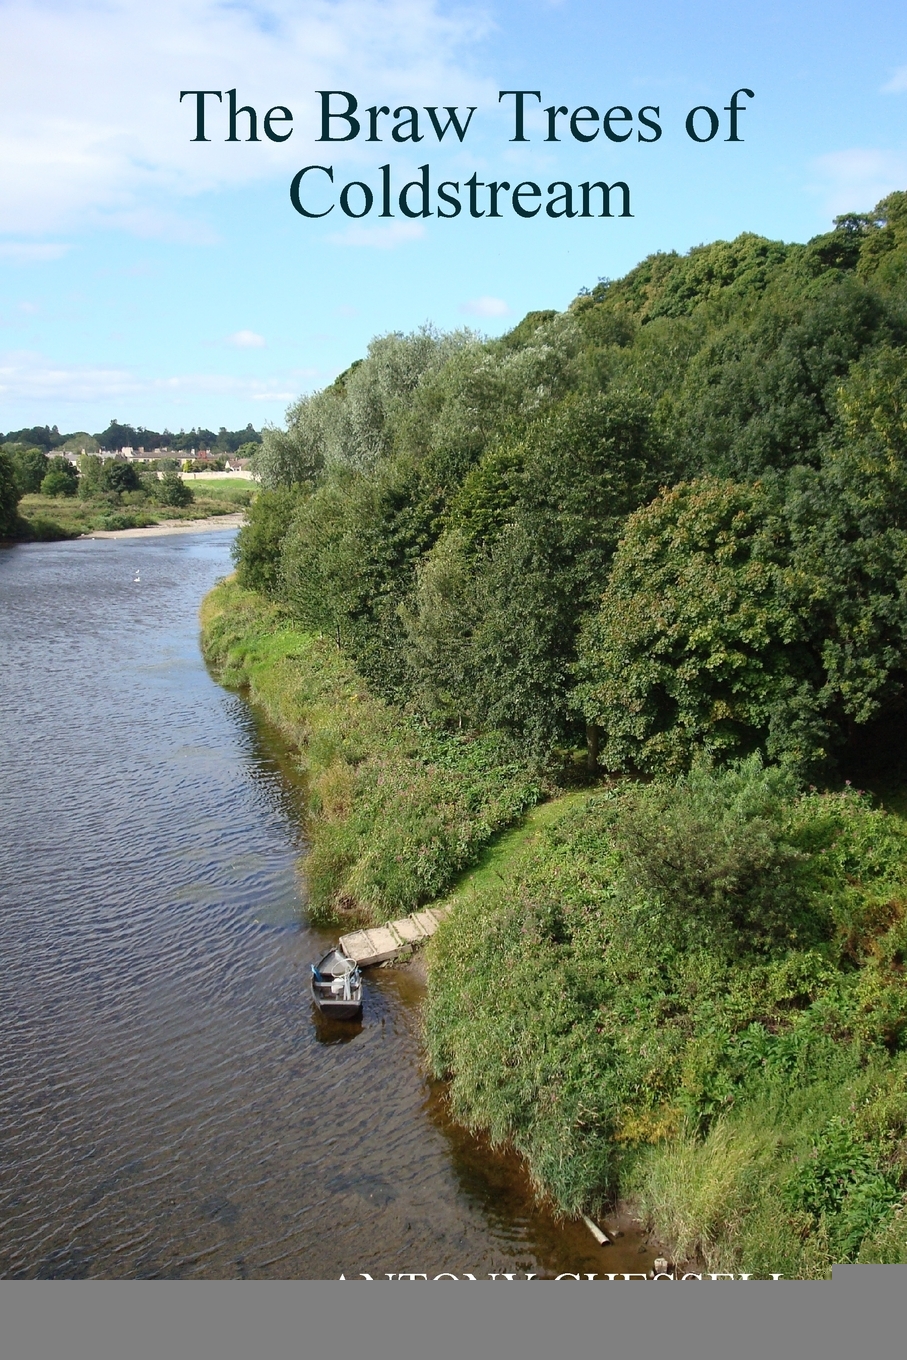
[459,294,510,317]
[810,148,907,217]
[228,330,266,348]
[882,66,907,93]
[0,243,71,262]
[0,348,321,405]
[0,1,494,237]
[327,221,426,248]
[0,351,142,402]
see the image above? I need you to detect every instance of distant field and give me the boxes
[188,480,256,503]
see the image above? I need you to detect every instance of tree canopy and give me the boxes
[232,189,907,778]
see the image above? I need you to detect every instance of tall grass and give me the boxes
[200,579,542,925]
[424,769,907,1272]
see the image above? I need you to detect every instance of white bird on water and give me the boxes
[133,569,140,583]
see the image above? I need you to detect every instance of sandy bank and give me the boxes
[86,512,246,539]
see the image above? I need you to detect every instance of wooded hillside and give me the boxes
[238,191,907,783]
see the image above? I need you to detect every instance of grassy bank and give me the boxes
[200,578,542,926]
[17,483,253,539]
[423,768,907,1275]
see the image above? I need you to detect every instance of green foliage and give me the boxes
[39,457,79,497]
[232,487,304,595]
[58,432,99,454]
[182,458,226,472]
[10,446,49,494]
[200,580,541,925]
[576,440,907,780]
[78,454,105,498]
[610,757,824,950]
[671,280,900,480]
[425,767,907,1266]
[0,449,23,536]
[587,234,795,324]
[14,486,239,539]
[784,1115,901,1259]
[575,479,818,774]
[156,471,194,507]
[22,515,74,541]
[100,459,141,494]
[403,390,667,743]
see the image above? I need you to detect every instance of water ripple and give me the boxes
[0,533,653,1280]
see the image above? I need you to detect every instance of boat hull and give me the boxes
[311,992,363,1021]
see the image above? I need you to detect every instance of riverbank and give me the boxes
[88,511,246,538]
[14,482,253,541]
[200,578,544,928]
[201,577,907,1277]
[424,776,907,1277]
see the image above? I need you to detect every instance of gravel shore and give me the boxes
[87,512,246,539]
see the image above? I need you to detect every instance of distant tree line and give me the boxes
[1,422,262,453]
[232,190,907,782]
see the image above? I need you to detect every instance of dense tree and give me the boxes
[78,454,105,499]
[405,391,668,744]
[100,460,141,494]
[9,446,48,494]
[40,457,79,497]
[232,488,305,596]
[0,450,22,536]
[95,420,139,450]
[231,188,907,772]
[213,423,261,453]
[156,471,194,507]
[670,281,901,480]
[2,425,62,451]
[574,479,820,775]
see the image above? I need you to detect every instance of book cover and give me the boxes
[3,0,907,1309]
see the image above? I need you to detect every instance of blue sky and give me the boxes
[2,0,906,435]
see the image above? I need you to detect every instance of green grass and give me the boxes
[181,478,256,504]
[423,774,907,1274]
[200,578,543,927]
[430,792,593,909]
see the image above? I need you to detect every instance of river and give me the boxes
[0,530,654,1279]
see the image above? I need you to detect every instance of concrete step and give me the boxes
[339,905,451,967]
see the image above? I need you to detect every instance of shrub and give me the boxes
[610,756,826,951]
[40,457,79,497]
[232,488,304,595]
[157,471,194,507]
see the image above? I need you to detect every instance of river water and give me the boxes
[0,530,654,1280]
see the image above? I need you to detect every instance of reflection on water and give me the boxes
[0,532,654,1279]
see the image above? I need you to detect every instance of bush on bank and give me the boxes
[200,578,542,926]
[424,759,907,1273]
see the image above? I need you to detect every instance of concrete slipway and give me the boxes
[339,907,451,966]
